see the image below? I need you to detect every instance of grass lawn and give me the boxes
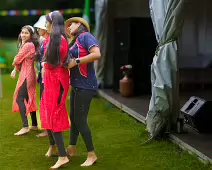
[0,74,211,170]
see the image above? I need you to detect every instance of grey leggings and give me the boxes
[70,87,96,152]
[47,83,66,157]
[47,130,66,156]
[16,79,37,127]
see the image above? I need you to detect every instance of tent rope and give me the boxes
[155,38,177,56]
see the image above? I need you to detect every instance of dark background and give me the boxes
[0,0,95,38]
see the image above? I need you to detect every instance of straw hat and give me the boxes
[34,15,47,30]
[65,17,90,37]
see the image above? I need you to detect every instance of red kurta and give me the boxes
[12,42,38,115]
[40,37,70,132]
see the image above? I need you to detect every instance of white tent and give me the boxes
[95,0,212,137]
[146,0,184,137]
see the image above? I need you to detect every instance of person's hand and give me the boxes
[41,68,45,78]
[68,59,77,69]
[10,69,16,79]
[41,62,46,67]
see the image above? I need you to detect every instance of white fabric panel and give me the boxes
[149,0,168,42]
[147,0,184,137]
[179,0,212,68]
[204,6,212,57]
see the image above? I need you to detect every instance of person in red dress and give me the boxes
[40,11,70,169]
[11,25,40,136]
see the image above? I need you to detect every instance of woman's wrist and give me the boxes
[75,58,80,65]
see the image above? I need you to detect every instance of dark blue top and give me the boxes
[69,32,98,90]
[36,41,45,84]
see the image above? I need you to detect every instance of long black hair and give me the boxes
[69,24,88,47]
[45,11,68,67]
[17,25,40,61]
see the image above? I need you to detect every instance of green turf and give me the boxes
[0,75,211,170]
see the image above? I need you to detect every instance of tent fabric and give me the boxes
[149,0,168,42]
[179,0,212,68]
[146,0,185,137]
[94,0,108,86]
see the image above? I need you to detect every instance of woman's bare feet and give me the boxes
[50,156,69,169]
[45,145,56,158]
[81,152,97,167]
[29,126,38,130]
[14,127,30,136]
[36,131,48,138]
[66,145,77,156]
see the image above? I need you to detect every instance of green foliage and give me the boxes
[0,40,17,72]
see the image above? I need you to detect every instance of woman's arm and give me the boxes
[10,67,18,79]
[78,46,101,64]
[12,43,35,66]
[68,46,101,68]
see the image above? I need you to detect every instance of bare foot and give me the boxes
[50,157,69,169]
[66,145,77,156]
[14,127,30,136]
[29,126,38,130]
[81,152,97,167]
[36,131,48,138]
[45,145,56,158]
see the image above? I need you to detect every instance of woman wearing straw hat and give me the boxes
[34,15,49,138]
[65,17,101,166]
